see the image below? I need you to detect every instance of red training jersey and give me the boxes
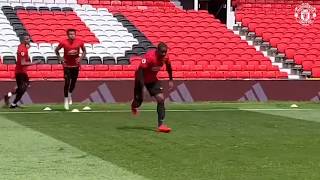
[139,49,170,83]
[16,43,30,74]
[57,38,84,67]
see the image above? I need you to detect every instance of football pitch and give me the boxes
[1,102,320,180]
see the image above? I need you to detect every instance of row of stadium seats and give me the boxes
[2,55,131,65]
[0,63,282,71]
[0,65,287,79]
[0,71,287,79]
[0,53,282,70]
[2,54,278,66]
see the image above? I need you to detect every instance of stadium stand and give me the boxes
[234,0,320,77]
[90,1,287,79]
[0,0,288,79]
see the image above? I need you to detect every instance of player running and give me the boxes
[131,42,174,133]
[4,34,41,108]
[55,29,86,110]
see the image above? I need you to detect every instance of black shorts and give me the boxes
[15,73,29,88]
[145,81,163,96]
[133,80,163,105]
[64,67,79,80]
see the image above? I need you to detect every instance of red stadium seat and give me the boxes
[28,71,43,78]
[0,71,13,78]
[52,65,63,71]
[302,61,314,71]
[225,71,237,78]
[237,71,250,78]
[114,71,133,78]
[7,65,15,71]
[250,71,263,78]
[312,67,320,78]
[183,71,197,78]
[211,71,224,78]
[45,71,64,78]
[217,65,229,71]
[276,71,288,79]
[0,64,7,71]
[184,60,195,66]
[123,65,138,71]
[181,65,191,71]
[203,65,217,71]
[197,71,211,78]
[36,65,52,71]
[109,65,123,71]
[231,65,242,71]
[210,61,221,66]
[81,65,95,71]
[172,71,183,78]
[94,65,109,71]
[263,71,276,79]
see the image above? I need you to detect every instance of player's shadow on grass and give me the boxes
[117,126,155,132]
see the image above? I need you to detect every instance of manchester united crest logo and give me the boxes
[294,3,317,26]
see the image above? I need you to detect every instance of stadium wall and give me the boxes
[1,80,320,104]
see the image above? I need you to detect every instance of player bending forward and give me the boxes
[55,29,86,110]
[4,34,41,108]
[131,42,174,133]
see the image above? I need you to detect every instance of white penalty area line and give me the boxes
[0,108,316,114]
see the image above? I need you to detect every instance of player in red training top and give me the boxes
[55,29,86,110]
[131,42,174,133]
[4,34,41,108]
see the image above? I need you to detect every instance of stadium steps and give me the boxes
[233,23,301,79]
[0,6,24,64]
[170,0,183,9]
[73,4,155,65]
[234,2,320,78]
[1,6,29,37]
[113,13,156,56]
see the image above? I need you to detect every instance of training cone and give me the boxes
[72,109,80,112]
[43,107,52,111]
[290,104,298,108]
[82,106,91,111]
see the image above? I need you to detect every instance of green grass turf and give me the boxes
[2,102,320,180]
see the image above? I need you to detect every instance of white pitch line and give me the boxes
[0,108,316,114]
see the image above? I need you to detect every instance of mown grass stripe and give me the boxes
[0,116,148,180]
